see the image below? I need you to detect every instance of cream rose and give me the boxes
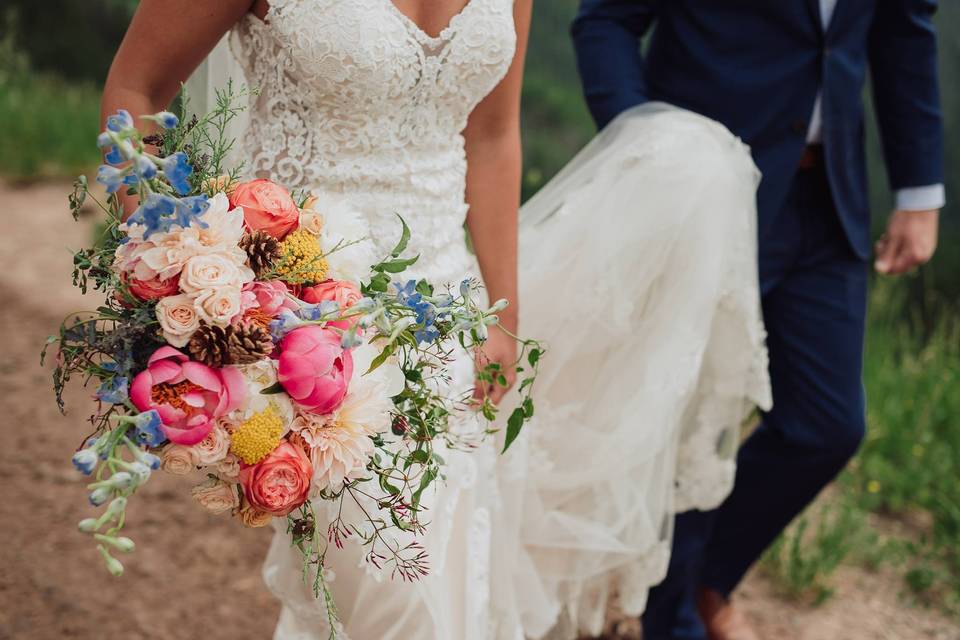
[160,444,199,475]
[155,294,201,348]
[191,423,231,466]
[191,478,239,514]
[179,254,246,294]
[193,285,242,326]
[217,453,242,481]
[298,209,325,236]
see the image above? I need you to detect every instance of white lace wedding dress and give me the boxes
[222,1,772,638]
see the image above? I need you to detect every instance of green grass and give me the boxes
[0,37,102,179]
[763,277,960,612]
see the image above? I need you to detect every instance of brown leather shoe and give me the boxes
[696,587,760,640]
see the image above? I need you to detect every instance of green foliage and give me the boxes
[0,20,102,179]
[763,499,871,604]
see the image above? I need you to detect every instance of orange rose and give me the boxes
[300,280,363,311]
[230,179,300,239]
[239,441,313,516]
[126,274,181,301]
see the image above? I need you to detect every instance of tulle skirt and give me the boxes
[496,103,772,638]
[264,103,771,639]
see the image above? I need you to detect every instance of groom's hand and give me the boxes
[874,209,940,275]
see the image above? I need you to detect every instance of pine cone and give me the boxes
[227,321,274,365]
[187,323,234,368]
[240,231,282,277]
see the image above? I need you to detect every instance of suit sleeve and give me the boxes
[868,0,945,191]
[571,0,663,129]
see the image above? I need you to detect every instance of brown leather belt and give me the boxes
[798,144,824,170]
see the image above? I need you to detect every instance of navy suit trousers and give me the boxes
[642,164,869,639]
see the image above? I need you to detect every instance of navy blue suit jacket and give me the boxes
[572,0,944,259]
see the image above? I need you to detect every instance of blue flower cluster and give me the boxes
[95,109,208,238]
[395,280,443,344]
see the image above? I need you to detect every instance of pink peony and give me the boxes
[239,441,313,516]
[244,280,298,317]
[127,274,181,301]
[277,326,353,415]
[300,280,363,311]
[230,179,300,240]
[130,346,247,445]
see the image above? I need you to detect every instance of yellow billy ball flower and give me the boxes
[229,406,285,465]
[275,229,329,284]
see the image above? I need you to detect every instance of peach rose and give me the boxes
[194,285,243,326]
[192,423,231,466]
[230,179,300,240]
[300,280,363,312]
[239,441,313,516]
[160,444,199,475]
[127,274,181,301]
[155,294,201,348]
[298,209,325,236]
[191,478,239,514]
[217,453,242,481]
[235,496,274,528]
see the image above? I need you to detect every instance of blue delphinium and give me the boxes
[96,376,129,404]
[106,109,134,133]
[126,193,178,237]
[394,280,421,306]
[131,410,166,447]
[161,152,193,195]
[172,195,210,229]
[96,165,128,194]
[155,111,179,129]
[72,448,99,475]
[134,155,158,180]
[298,300,341,321]
[270,309,304,341]
[415,325,441,345]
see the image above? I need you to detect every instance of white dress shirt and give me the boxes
[807,0,945,211]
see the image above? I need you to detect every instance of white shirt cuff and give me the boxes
[895,184,946,211]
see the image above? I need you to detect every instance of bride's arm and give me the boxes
[463,0,532,403]
[101,0,260,215]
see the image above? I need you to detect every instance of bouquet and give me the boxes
[45,87,541,625]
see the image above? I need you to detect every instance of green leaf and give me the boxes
[502,407,525,453]
[528,348,542,367]
[374,256,420,273]
[412,466,438,508]
[366,343,396,375]
[522,397,535,418]
[415,279,434,297]
[409,449,430,464]
[378,473,400,496]
[260,381,285,395]
[391,215,411,258]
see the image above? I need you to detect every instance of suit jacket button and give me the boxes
[791,120,807,134]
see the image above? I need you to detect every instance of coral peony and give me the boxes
[300,280,363,312]
[130,346,246,445]
[239,441,313,516]
[127,274,180,301]
[277,326,353,415]
[230,179,300,240]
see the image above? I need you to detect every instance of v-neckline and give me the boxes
[385,0,474,42]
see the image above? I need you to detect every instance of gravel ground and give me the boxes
[1,180,956,640]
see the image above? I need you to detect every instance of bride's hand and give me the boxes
[473,325,517,406]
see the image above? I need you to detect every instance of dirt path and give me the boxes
[1,180,956,640]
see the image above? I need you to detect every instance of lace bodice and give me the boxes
[232,0,516,283]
